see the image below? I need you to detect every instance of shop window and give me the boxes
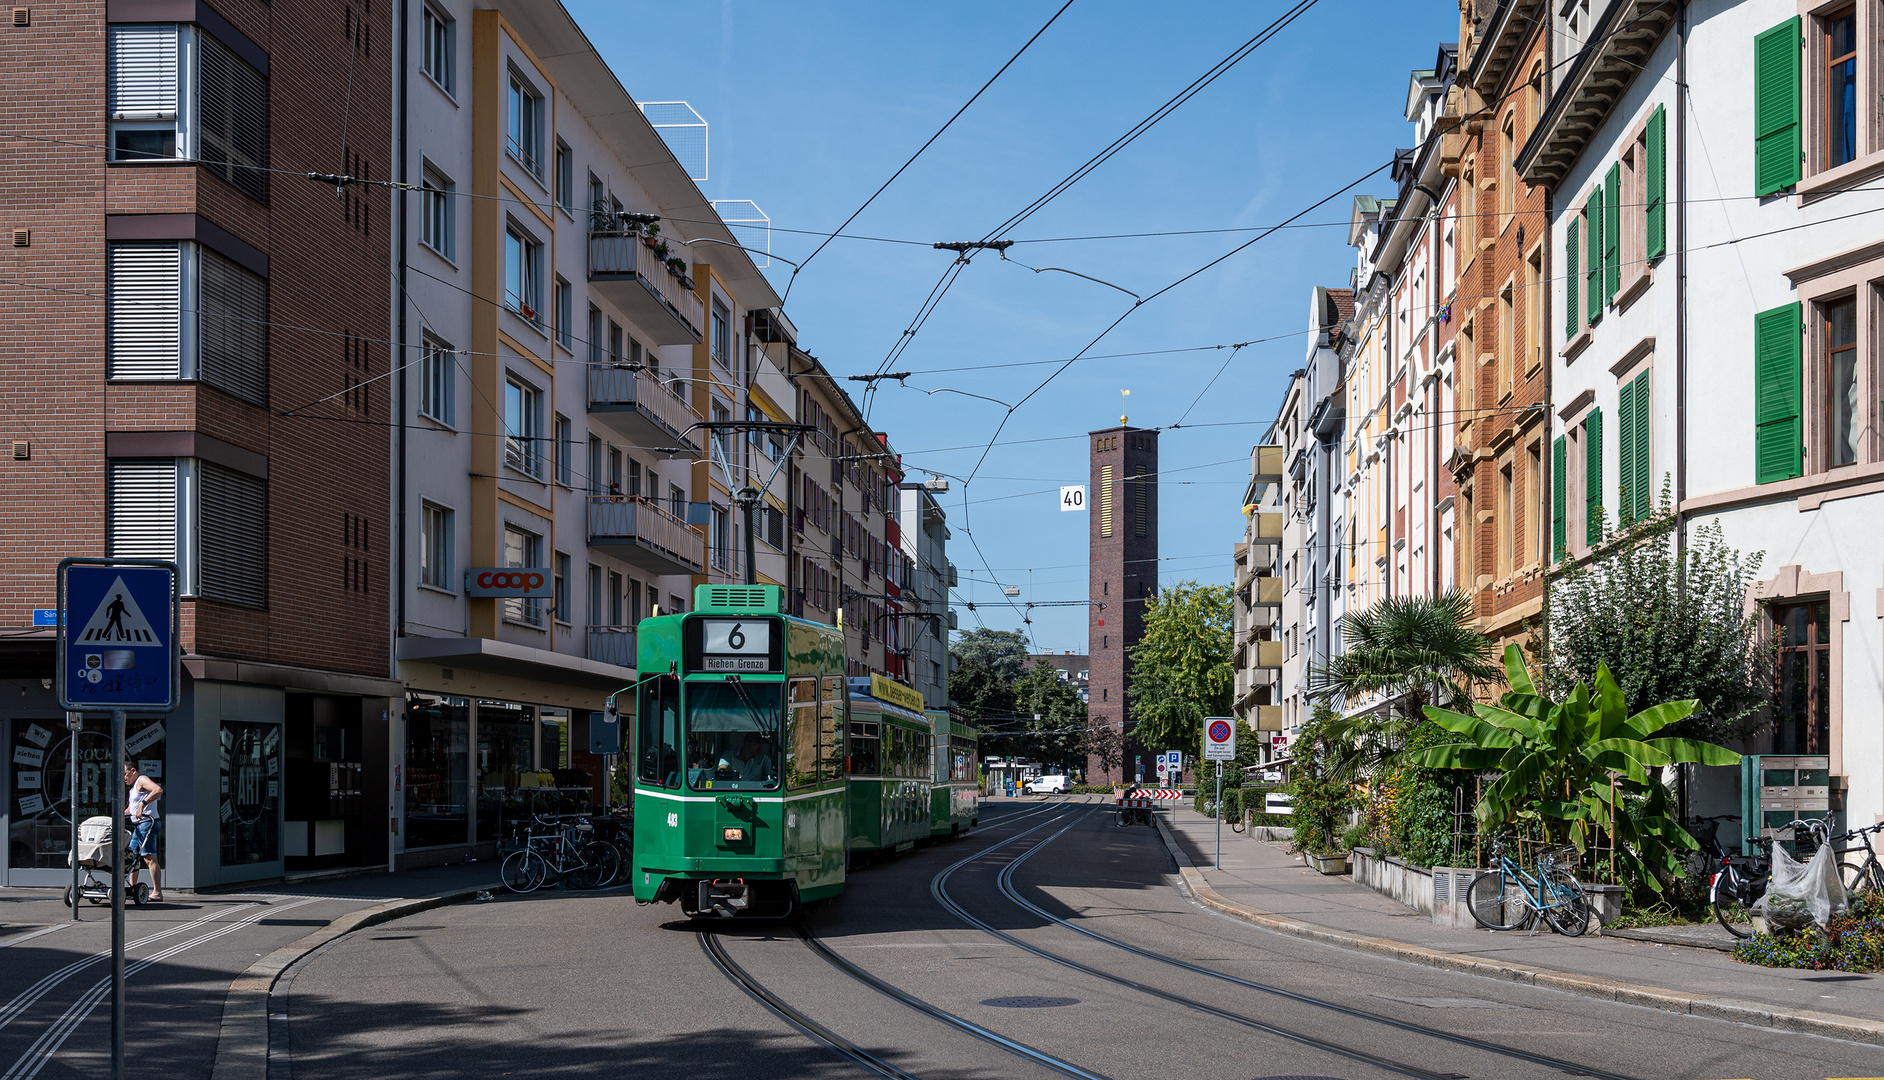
[219,721,281,866]
[404,694,469,848]
[8,716,167,874]
[1772,601,1832,754]
[476,700,535,843]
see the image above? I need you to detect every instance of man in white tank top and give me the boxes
[124,764,164,902]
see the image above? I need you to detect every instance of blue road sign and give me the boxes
[32,609,57,626]
[58,561,177,711]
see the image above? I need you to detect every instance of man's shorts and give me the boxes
[128,818,161,859]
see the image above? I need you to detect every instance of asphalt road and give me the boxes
[270,798,1884,1080]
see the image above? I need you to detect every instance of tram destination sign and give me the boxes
[689,616,783,673]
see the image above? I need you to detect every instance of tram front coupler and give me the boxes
[700,878,751,917]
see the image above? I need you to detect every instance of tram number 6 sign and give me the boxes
[1204,717,1235,761]
[1060,485,1086,511]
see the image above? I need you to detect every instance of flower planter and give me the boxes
[1306,853,1349,875]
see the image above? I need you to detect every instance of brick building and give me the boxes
[0,0,397,888]
[1086,424,1157,784]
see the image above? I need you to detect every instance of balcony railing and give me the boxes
[586,626,637,668]
[588,496,704,577]
[587,364,700,449]
[587,232,705,344]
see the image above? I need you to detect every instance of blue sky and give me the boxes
[568,0,1459,654]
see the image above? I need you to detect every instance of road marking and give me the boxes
[0,898,325,1080]
[0,926,67,951]
[0,906,239,1033]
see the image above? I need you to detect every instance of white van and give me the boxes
[1024,774,1069,795]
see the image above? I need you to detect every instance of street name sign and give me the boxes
[1203,716,1235,761]
[57,560,178,711]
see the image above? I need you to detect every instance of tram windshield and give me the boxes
[685,681,783,791]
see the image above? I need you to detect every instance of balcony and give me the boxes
[1248,512,1283,546]
[1253,640,1283,669]
[586,626,637,669]
[1250,575,1284,609]
[587,232,705,345]
[588,364,700,453]
[588,496,704,578]
[1252,705,1282,731]
[1252,445,1284,484]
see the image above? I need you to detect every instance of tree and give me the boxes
[1539,504,1768,747]
[1014,660,1087,773]
[948,628,1029,758]
[1289,702,1359,855]
[1307,591,1500,778]
[1418,645,1741,890]
[1126,582,1233,757]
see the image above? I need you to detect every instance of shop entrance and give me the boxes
[283,695,386,872]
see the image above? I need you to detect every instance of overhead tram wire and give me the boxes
[780,0,1077,304]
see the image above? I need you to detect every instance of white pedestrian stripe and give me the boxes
[73,577,159,644]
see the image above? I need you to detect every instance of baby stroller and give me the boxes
[64,816,150,907]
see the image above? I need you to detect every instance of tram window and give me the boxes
[786,677,818,788]
[637,676,680,788]
[850,733,879,775]
[685,681,783,792]
[818,676,846,779]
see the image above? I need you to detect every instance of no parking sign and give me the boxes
[1204,716,1235,761]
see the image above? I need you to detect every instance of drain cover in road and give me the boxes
[1378,994,1520,1009]
[979,996,1079,1008]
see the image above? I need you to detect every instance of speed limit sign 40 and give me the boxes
[1204,716,1235,761]
[1060,485,1086,511]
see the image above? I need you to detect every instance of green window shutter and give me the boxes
[1617,378,1638,524]
[1630,373,1652,520]
[1604,162,1622,300]
[1753,302,1803,483]
[1552,434,1567,559]
[1584,407,1604,544]
[1754,18,1802,197]
[1645,106,1667,260]
[1565,219,1580,337]
[1585,192,1603,325]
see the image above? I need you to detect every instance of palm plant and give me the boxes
[1306,590,1500,778]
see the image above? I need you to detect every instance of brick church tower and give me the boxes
[1087,423,1158,784]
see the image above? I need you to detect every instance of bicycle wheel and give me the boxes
[502,850,548,893]
[1711,868,1756,938]
[1839,859,1882,894]
[566,842,616,890]
[604,839,633,885]
[1542,870,1593,936]
[1466,870,1530,930]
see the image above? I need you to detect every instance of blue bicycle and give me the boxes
[1466,835,1594,936]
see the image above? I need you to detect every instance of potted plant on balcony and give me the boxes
[643,221,662,250]
[665,256,688,279]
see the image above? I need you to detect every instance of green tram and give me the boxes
[928,709,979,839]
[629,585,980,919]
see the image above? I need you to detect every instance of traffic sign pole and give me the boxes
[1202,718,1236,871]
[68,713,80,923]
[111,708,124,1080]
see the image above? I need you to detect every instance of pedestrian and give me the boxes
[124,763,163,902]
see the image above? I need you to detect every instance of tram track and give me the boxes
[933,805,1649,1080]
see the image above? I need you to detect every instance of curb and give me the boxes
[1150,816,1884,1048]
[207,881,503,1080]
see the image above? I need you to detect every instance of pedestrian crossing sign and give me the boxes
[57,559,177,711]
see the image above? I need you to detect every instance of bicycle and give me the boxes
[1832,821,1884,895]
[1465,836,1594,936]
[1709,817,1828,938]
[502,815,619,893]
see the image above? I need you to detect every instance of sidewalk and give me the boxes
[1157,804,1884,1045]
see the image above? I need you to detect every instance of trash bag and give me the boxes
[1751,841,1849,933]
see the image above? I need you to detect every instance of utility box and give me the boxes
[1740,754,1835,854]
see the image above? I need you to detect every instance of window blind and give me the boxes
[108,25,178,119]
[107,243,182,379]
[197,31,269,201]
[199,248,268,404]
[108,460,179,561]
[199,461,267,606]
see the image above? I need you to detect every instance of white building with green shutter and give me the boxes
[1524,0,1883,834]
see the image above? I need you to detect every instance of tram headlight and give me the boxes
[722,827,746,842]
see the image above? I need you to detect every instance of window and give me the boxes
[1526,441,1543,568]
[711,504,731,572]
[421,502,453,589]
[587,304,603,366]
[422,4,455,95]
[1771,600,1832,754]
[670,484,685,522]
[108,26,269,203]
[1582,407,1604,544]
[1618,369,1653,522]
[504,226,543,324]
[711,401,732,467]
[555,141,573,212]
[1525,247,1543,373]
[554,277,572,350]
[507,73,544,177]
[1497,280,1514,399]
[608,446,623,493]
[1822,295,1860,468]
[422,168,454,259]
[1497,462,1514,576]
[1825,7,1858,169]
[107,241,267,404]
[420,334,454,425]
[109,458,266,605]
[609,320,623,364]
[502,525,544,626]
[504,377,543,478]
[711,299,731,369]
[1498,112,1515,225]
[553,552,570,624]
[554,414,573,486]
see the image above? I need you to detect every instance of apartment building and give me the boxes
[1231,432,1284,759]
[388,0,777,867]
[0,0,398,888]
[1526,0,1883,832]
[898,481,952,708]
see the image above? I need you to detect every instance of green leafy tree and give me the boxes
[1126,582,1233,757]
[1289,702,1359,855]
[1417,644,1742,890]
[948,628,1029,758]
[1539,505,1768,747]
[1307,591,1500,778]
[1015,660,1088,773]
